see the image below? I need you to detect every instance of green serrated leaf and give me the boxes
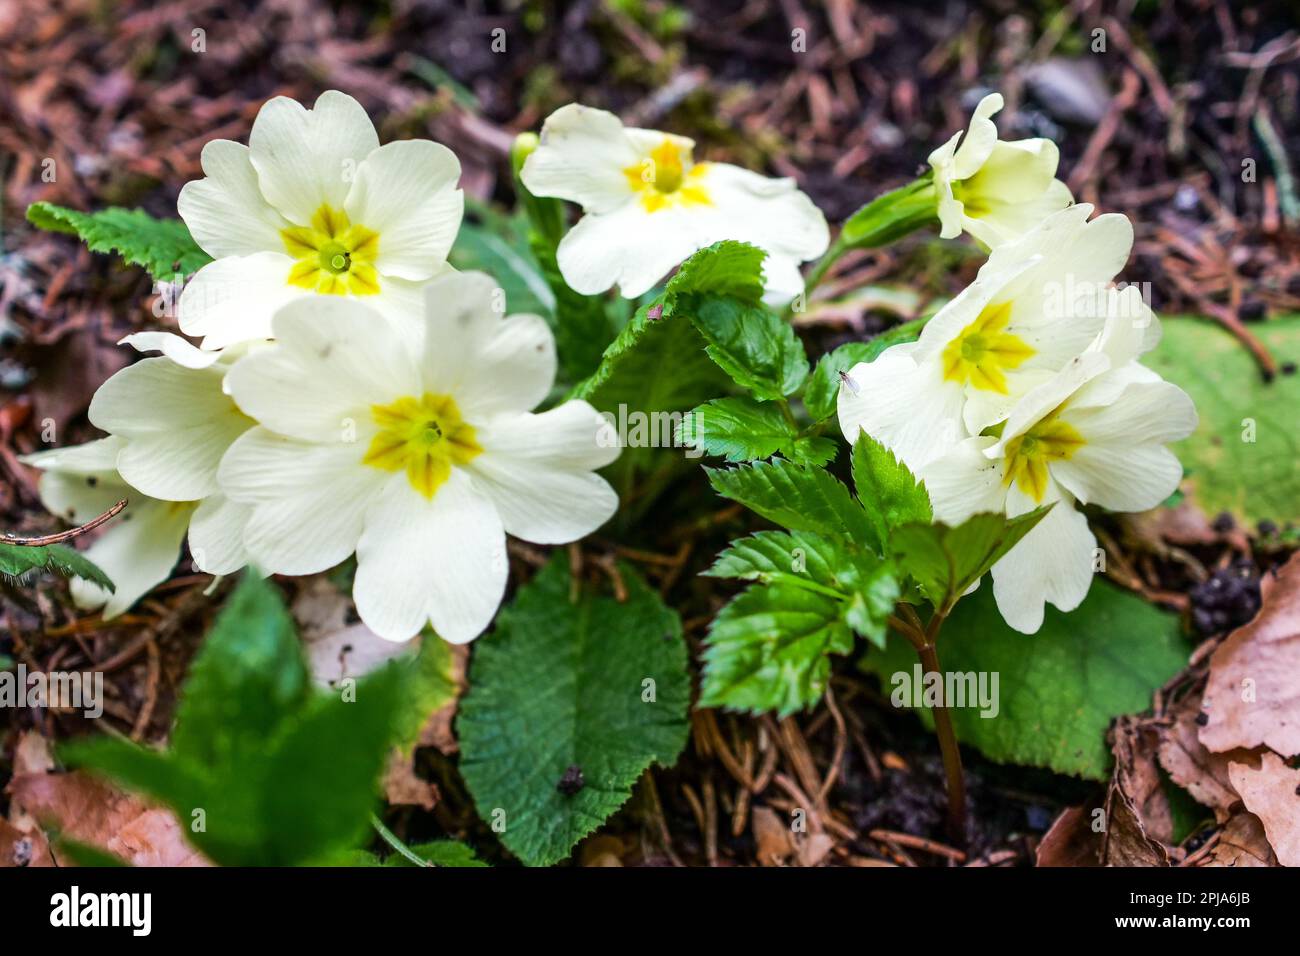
[571,300,728,511]
[383,840,489,867]
[663,240,767,309]
[705,530,849,591]
[891,508,1052,609]
[0,540,115,591]
[1145,315,1300,526]
[679,397,796,463]
[840,553,902,648]
[457,554,690,867]
[802,319,927,421]
[688,297,808,400]
[706,458,874,544]
[850,433,933,554]
[700,582,853,717]
[862,581,1188,779]
[27,202,212,280]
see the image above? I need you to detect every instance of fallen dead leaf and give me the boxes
[1156,689,1241,822]
[7,769,211,867]
[0,816,54,867]
[1035,806,1100,867]
[1204,811,1277,867]
[751,805,795,866]
[1200,553,1300,756]
[1102,715,1176,864]
[1226,752,1300,866]
[383,750,438,811]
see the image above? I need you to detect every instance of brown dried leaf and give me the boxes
[1156,690,1241,822]
[7,770,211,867]
[0,816,54,868]
[383,750,438,811]
[1035,806,1101,867]
[751,805,795,866]
[1227,752,1300,867]
[1205,812,1277,867]
[1200,553,1300,756]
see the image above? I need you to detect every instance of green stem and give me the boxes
[791,176,939,318]
[370,813,434,867]
[915,611,966,846]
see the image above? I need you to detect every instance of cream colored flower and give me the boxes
[520,103,829,300]
[20,437,243,618]
[918,320,1197,633]
[22,334,257,615]
[177,90,463,350]
[928,93,1073,249]
[218,271,620,643]
[838,205,1148,472]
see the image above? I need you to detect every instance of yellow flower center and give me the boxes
[1001,412,1085,503]
[281,204,380,296]
[623,138,712,213]
[940,301,1035,393]
[362,393,483,499]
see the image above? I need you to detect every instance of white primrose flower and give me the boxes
[520,103,830,301]
[177,90,463,350]
[20,438,205,618]
[916,315,1197,633]
[838,204,1150,472]
[217,271,621,643]
[928,92,1073,249]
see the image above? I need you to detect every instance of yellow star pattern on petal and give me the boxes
[1001,411,1085,503]
[281,204,381,296]
[623,138,712,213]
[362,393,483,499]
[940,301,1036,393]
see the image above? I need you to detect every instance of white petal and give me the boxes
[520,103,640,213]
[89,359,248,501]
[1050,379,1197,511]
[693,162,830,264]
[24,439,131,525]
[218,427,383,575]
[990,487,1096,634]
[177,251,302,350]
[21,436,125,476]
[188,494,253,575]
[344,140,464,281]
[225,296,420,442]
[354,470,507,643]
[761,255,807,305]
[836,346,966,473]
[248,91,379,225]
[177,139,291,258]
[919,436,1007,524]
[118,332,223,368]
[951,93,1003,180]
[962,176,1072,249]
[418,271,557,417]
[72,498,194,618]
[468,402,619,543]
[555,200,704,297]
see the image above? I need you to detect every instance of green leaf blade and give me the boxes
[27,202,212,280]
[457,555,690,867]
[700,582,853,717]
